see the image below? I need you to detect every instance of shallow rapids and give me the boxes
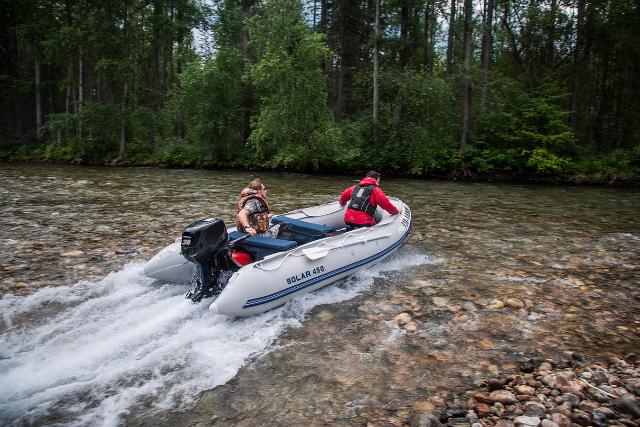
[1,163,638,426]
[0,252,435,426]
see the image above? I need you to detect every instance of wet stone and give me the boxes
[571,409,591,426]
[613,396,640,418]
[489,390,518,405]
[523,402,547,417]
[591,411,608,427]
[550,412,571,427]
[505,298,525,309]
[513,415,541,426]
[394,312,412,326]
[487,300,505,310]
[516,385,536,396]
[475,403,491,418]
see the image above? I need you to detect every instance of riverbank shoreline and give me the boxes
[1,158,639,188]
[424,354,640,427]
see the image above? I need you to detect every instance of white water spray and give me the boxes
[0,252,436,426]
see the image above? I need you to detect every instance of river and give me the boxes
[0,162,639,426]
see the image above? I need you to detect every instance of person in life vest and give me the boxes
[235,178,279,237]
[339,171,400,230]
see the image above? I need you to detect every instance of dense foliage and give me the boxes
[1,0,639,180]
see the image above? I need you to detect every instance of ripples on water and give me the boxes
[1,163,639,425]
[0,250,434,426]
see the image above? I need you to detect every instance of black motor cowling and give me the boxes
[181,218,228,263]
[180,218,235,303]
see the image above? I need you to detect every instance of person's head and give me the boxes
[366,170,381,185]
[247,178,267,195]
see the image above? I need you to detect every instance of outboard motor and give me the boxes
[180,218,238,303]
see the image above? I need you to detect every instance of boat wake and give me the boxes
[0,250,436,426]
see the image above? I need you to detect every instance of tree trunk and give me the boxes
[241,0,255,142]
[78,45,84,141]
[424,0,435,73]
[446,0,457,76]
[546,0,558,65]
[570,0,585,134]
[480,0,494,113]
[400,0,410,68]
[459,0,473,151]
[373,0,381,139]
[35,47,43,141]
[119,81,128,161]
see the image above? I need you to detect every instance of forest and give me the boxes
[1,0,639,181]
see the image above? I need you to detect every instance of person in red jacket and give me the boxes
[339,171,400,230]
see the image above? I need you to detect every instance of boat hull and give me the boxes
[142,199,412,317]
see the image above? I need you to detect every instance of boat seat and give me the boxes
[229,231,297,261]
[271,216,336,234]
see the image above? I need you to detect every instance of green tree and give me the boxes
[248,0,355,171]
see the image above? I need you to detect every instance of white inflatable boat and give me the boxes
[143,198,411,317]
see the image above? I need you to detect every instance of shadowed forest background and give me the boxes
[1,0,639,180]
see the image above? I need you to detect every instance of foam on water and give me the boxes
[0,251,435,426]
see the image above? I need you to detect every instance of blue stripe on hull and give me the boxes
[242,226,411,308]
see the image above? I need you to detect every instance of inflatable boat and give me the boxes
[143,198,411,317]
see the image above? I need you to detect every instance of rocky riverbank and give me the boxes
[409,354,640,427]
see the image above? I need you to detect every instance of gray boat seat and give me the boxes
[229,231,296,260]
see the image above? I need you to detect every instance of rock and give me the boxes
[538,362,553,372]
[516,385,536,396]
[580,372,593,380]
[446,417,470,426]
[446,408,467,419]
[488,365,500,376]
[577,400,599,413]
[505,298,525,309]
[409,412,443,427]
[571,409,591,426]
[513,415,541,426]
[521,360,536,373]
[414,402,436,412]
[487,300,505,309]
[317,310,334,320]
[591,411,608,427]
[617,418,637,427]
[495,421,515,427]
[492,402,505,415]
[524,402,547,417]
[540,421,559,427]
[475,403,491,417]
[489,390,518,405]
[550,375,571,389]
[466,411,479,424]
[61,249,85,257]
[461,302,477,311]
[432,297,449,307]
[487,378,505,391]
[560,393,581,407]
[612,396,640,418]
[473,392,493,404]
[559,386,583,397]
[404,321,418,332]
[594,407,615,419]
[555,402,572,415]
[394,312,412,326]
[592,371,609,385]
[550,412,571,427]
[478,339,493,350]
[454,314,470,324]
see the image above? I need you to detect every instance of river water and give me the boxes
[0,163,639,426]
